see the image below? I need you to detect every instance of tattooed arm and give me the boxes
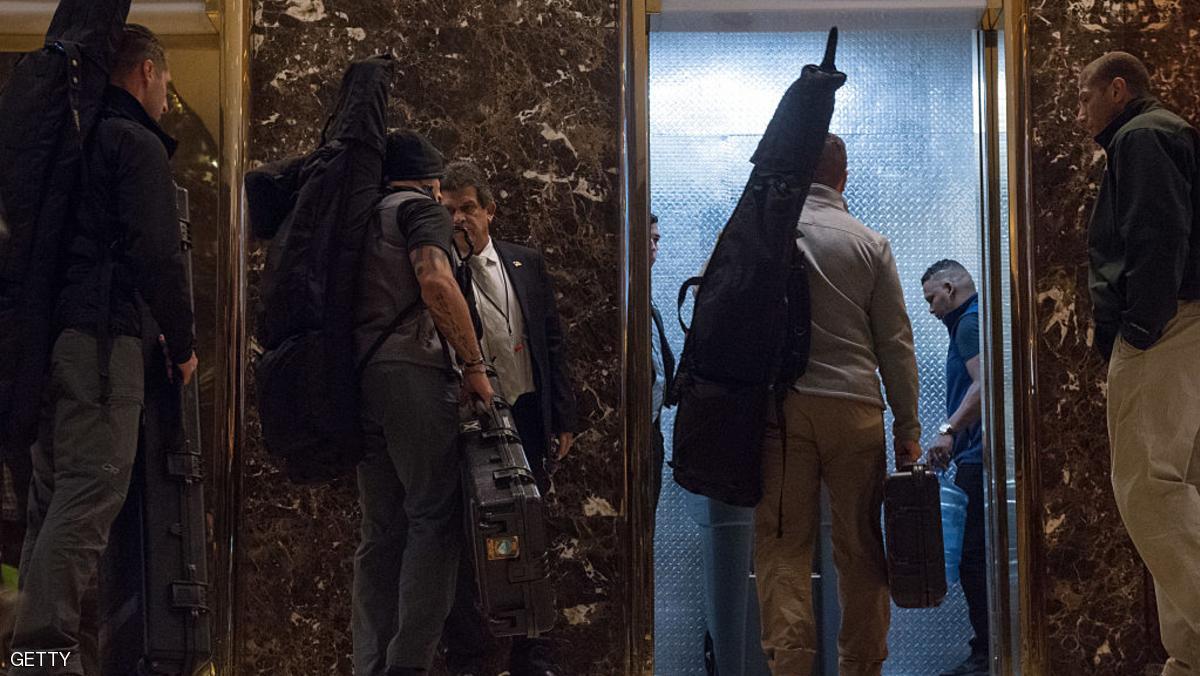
[410,244,494,404]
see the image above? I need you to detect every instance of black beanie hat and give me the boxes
[384,130,445,181]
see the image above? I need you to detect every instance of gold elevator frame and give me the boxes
[212,0,249,673]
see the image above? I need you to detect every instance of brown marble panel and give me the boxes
[241,2,622,674]
[1027,2,1200,673]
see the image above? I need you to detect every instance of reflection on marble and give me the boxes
[242,2,621,674]
[1027,2,1200,673]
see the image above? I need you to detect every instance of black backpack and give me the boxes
[246,55,394,484]
[668,28,846,508]
[0,0,131,454]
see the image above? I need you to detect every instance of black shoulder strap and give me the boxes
[354,191,439,375]
[676,275,703,334]
[355,301,422,376]
[56,41,119,400]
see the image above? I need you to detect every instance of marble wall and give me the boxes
[240,1,622,674]
[1026,1,1200,673]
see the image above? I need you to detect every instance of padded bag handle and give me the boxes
[675,275,703,334]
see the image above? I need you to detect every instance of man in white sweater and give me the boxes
[755,133,921,676]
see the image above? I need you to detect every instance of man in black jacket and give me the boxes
[1079,51,1200,676]
[439,161,577,676]
[10,25,197,676]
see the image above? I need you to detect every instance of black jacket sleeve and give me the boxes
[117,126,195,363]
[1114,128,1196,349]
[538,253,578,435]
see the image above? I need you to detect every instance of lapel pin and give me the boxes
[513,260,523,268]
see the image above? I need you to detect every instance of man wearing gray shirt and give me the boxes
[755,134,921,676]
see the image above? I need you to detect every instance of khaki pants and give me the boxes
[755,392,889,676]
[1108,302,1200,676]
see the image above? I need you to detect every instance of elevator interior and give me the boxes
[648,2,1018,674]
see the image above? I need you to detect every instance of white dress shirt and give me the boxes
[469,239,536,402]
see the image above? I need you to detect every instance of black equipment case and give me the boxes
[883,464,947,609]
[459,395,555,638]
[100,185,211,675]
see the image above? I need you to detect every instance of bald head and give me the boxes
[921,259,976,319]
[1081,52,1151,98]
[813,133,848,193]
[1077,52,1152,138]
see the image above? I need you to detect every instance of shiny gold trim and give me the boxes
[213,0,249,673]
[206,0,221,32]
[0,34,216,53]
[1003,0,1047,673]
[619,0,653,672]
[0,33,218,52]
[0,35,43,51]
[975,16,1013,676]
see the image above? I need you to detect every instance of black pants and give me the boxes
[652,418,665,513]
[511,393,550,491]
[354,362,463,675]
[955,463,989,656]
[13,330,144,676]
[443,393,557,674]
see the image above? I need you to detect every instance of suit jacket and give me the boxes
[493,240,579,440]
[651,303,676,415]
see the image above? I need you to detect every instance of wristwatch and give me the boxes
[938,422,956,436]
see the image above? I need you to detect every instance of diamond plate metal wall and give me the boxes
[650,29,994,675]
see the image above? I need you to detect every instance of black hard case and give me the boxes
[459,396,556,637]
[883,464,947,609]
[100,186,211,675]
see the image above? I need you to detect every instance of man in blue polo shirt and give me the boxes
[921,259,988,676]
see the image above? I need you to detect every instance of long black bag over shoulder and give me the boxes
[669,28,846,508]
[247,55,394,483]
[0,0,130,456]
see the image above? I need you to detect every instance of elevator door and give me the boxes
[650,27,1001,675]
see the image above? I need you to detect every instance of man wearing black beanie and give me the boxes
[351,130,493,676]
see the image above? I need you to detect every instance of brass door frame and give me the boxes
[212,0,249,674]
[978,6,1018,676]
[619,0,655,673]
[1000,0,1046,673]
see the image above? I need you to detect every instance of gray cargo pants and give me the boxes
[11,329,144,676]
[353,361,462,675]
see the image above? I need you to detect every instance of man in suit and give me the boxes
[439,161,578,676]
[649,213,675,509]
